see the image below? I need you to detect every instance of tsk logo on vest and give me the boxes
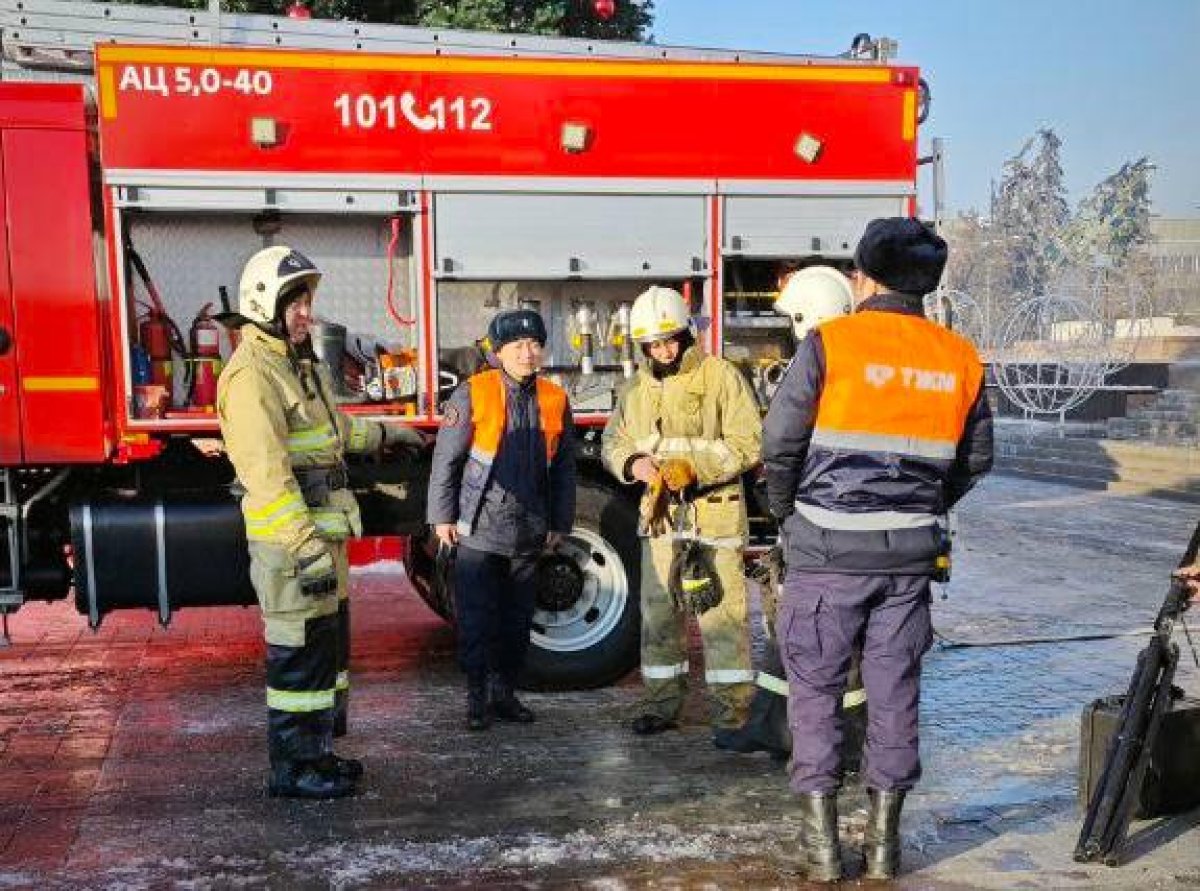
[864,363,957,393]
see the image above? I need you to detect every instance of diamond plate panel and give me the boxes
[434,279,653,412]
[126,212,416,351]
[124,211,417,405]
[280,214,418,353]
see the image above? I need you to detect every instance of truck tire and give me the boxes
[519,479,641,691]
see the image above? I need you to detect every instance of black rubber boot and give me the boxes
[630,714,675,736]
[863,788,905,880]
[467,681,492,732]
[317,753,364,783]
[265,617,344,795]
[797,791,842,883]
[840,699,867,775]
[712,641,792,759]
[712,686,790,759]
[334,599,351,738]
[490,677,535,723]
[268,760,356,800]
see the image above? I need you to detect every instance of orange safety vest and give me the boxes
[813,311,983,463]
[467,368,567,465]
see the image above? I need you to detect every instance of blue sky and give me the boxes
[653,0,1199,220]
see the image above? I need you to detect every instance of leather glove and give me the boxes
[669,540,724,616]
[749,544,785,590]
[296,545,338,598]
[639,474,671,537]
[659,457,698,493]
[379,423,428,451]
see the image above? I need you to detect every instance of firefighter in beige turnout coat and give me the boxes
[602,286,762,735]
[219,246,418,799]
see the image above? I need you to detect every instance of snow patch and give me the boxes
[351,560,407,577]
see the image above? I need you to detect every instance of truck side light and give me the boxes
[561,121,593,153]
[794,132,823,164]
[250,117,280,148]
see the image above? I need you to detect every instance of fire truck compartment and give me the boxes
[118,208,420,421]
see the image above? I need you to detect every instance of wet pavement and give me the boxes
[1,474,1198,889]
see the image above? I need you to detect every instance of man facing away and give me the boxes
[764,218,993,881]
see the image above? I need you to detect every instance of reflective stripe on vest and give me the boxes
[244,490,309,541]
[467,369,567,466]
[795,503,939,531]
[266,686,336,713]
[813,311,983,459]
[346,416,373,452]
[287,422,340,457]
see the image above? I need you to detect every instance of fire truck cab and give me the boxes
[0,0,927,688]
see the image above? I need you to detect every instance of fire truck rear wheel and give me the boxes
[519,479,640,691]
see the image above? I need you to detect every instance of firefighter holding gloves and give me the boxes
[426,309,577,732]
[601,286,762,739]
[218,245,423,800]
[763,219,993,881]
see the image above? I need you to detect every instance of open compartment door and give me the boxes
[0,84,108,464]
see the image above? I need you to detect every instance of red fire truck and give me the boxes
[0,0,929,688]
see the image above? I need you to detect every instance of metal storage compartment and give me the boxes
[434,192,709,280]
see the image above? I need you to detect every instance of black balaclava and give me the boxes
[266,283,310,341]
[269,283,319,397]
[644,329,695,380]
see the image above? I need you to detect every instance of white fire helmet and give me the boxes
[629,286,691,344]
[775,265,853,340]
[237,246,322,326]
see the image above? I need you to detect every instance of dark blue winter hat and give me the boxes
[487,309,548,350]
[853,217,948,296]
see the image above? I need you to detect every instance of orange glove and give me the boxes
[659,458,698,493]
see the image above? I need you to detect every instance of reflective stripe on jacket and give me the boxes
[218,326,383,555]
[763,292,993,574]
[798,309,984,527]
[601,345,762,543]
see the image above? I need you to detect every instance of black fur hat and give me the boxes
[487,308,548,350]
[853,217,948,296]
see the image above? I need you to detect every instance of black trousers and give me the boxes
[453,545,539,688]
[266,612,338,764]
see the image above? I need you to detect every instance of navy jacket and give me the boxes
[763,292,994,574]
[428,371,576,557]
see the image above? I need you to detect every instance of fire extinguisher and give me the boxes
[189,303,222,411]
[138,311,173,396]
[129,243,188,408]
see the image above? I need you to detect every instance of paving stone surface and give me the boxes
[0,474,1198,889]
